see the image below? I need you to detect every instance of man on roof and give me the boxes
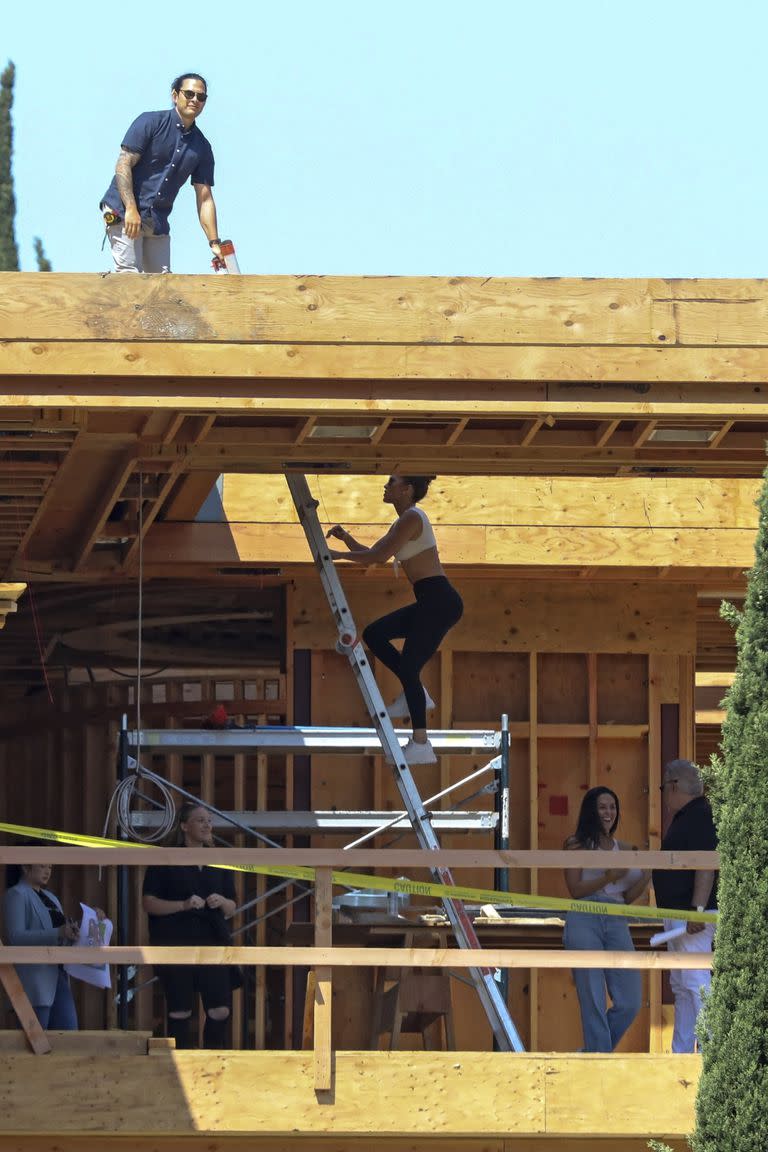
[100,72,222,273]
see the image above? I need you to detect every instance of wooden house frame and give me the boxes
[0,273,757,1150]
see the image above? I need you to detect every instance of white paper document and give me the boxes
[649,920,687,947]
[64,903,113,989]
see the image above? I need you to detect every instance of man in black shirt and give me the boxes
[652,759,718,1053]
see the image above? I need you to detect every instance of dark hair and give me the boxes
[5,839,44,888]
[171,73,208,94]
[402,475,435,503]
[571,786,620,849]
[175,800,208,846]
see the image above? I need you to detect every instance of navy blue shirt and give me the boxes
[652,795,719,911]
[101,109,215,235]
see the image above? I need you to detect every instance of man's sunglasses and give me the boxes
[181,90,207,103]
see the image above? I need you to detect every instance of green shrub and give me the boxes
[692,469,768,1151]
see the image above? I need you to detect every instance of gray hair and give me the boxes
[663,758,703,796]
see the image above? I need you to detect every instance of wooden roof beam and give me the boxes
[72,448,137,571]
[631,420,658,447]
[7,377,768,421]
[120,416,216,569]
[149,441,768,477]
[707,420,735,450]
[0,409,81,431]
[228,471,762,523]
[369,417,392,445]
[0,584,26,630]
[594,420,620,448]
[0,272,682,344]
[162,472,222,521]
[119,464,186,570]
[520,418,549,447]
[137,519,758,573]
[0,461,58,475]
[11,341,768,388]
[444,418,468,446]
[293,416,317,445]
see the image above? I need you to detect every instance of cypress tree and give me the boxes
[0,60,19,271]
[33,236,52,271]
[691,468,768,1150]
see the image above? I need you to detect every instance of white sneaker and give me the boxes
[386,688,436,721]
[402,738,437,766]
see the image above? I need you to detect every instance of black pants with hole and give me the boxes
[157,962,232,1049]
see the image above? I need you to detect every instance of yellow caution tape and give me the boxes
[0,820,717,924]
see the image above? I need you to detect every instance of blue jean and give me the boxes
[564,910,641,1052]
[34,968,78,1030]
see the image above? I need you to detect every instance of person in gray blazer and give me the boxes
[4,862,79,1029]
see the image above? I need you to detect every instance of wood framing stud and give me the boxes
[520,419,545,447]
[313,866,333,1092]
[444,417,469,446]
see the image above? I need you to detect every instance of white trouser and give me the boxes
[105,218,170,274]
[664,919,715,1053]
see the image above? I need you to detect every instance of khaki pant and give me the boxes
[105,217,170,274]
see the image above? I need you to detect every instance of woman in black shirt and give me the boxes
[142,802,237,1049]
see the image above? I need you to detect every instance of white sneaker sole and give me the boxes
[383,739,437,766]
[386,689,436,721]
[402,739,437,766]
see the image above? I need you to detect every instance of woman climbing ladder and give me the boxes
[326,473,463,765]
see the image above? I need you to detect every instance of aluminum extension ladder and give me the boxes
[285,472,525,1052]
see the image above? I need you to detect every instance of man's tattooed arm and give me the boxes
[115,148,141,211]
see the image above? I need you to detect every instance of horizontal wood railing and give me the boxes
[0,847,716,1079]
[0,846,720,868]
[0,945,712,971]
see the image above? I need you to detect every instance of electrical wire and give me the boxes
[104,765,177,844]
[103,470,177,844]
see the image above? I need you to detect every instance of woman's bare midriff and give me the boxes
[400,546,444,583]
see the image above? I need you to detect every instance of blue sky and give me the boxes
[3,0,765,277]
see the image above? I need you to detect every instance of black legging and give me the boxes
[362,576,463,728]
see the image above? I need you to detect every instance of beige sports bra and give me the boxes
[394,507,437,563]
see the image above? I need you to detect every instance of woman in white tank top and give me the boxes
[326,473,463,765]
[563,786,650,1052]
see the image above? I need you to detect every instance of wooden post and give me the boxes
[0,942,51,1055]
[648,655,664,1053]
[313,865,333,1092]
[528,652,539,1051]
[302,969,317,1050]
[254,713,268,1049]
[588,653,598,787]
[679,654,696,760]
[232,733,246,1051]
